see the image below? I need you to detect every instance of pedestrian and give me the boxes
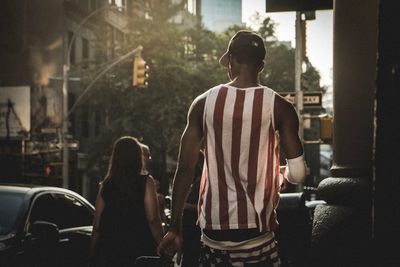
[140,142,168,226]
[157,30,307,267]
[90,136,164,266]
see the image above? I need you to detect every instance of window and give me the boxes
[68,31,76,65]
[90,0,97,11]
[81,109,89,138]
[187,0,197,15]
[0,192,25,235]
[94,111,101,136]
[109,0,126,10]
[29,193,93,230]
[68,93,76,134]
[82,38,89,68]
[80,0,89,10]
[115,30,124,42]
[82,38,89,60]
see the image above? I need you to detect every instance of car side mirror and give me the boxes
[32,221,59,246]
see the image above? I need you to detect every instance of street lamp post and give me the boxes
[62,64,69,188]
[294,11,305,192]
[295,11,304,140]
[61,4,136,189]
[63,5,118,189]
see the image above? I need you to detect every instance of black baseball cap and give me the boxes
[219,30,266,67]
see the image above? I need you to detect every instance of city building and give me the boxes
[0,0,198,200]
[200,0,245,32]
[0,0,132,192]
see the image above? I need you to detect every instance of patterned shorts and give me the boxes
[198,244,274,267]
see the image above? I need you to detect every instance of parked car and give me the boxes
[0,184,94,267]
[320,147,333,178]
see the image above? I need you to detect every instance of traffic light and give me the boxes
[132,55,149,87]
[301,113,333,144]
[320,114,333,144]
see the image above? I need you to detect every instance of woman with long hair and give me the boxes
[90,136,164,266]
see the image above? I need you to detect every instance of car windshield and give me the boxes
[0,192,25,235]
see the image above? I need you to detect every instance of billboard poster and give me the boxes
[31,80,62,134]
[0,86,31,138]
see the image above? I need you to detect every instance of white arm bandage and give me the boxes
[284,154,307,184]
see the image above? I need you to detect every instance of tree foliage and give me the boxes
[79,9,322,189]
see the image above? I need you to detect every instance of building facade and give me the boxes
[0,0,134,193]
[200,0,245,32]
[0,0,198,200]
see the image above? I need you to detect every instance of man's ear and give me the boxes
[257,61,265,73]
[228,54,233,69]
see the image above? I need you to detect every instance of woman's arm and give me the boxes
[90,185,105,256]
[144,176,164,245]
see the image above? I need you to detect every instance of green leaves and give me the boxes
[81,10,322,182]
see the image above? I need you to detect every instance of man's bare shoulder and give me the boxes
[193,91,208,104]
[189,90,209,115]
[190,85,224,120]
[187,91,210,128]
[274,93,299,129]
[275,93,297,114]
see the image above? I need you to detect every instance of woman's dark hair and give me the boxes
[102,136,143,186]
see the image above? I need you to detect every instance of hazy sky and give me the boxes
[116,0,332,86]
[242,1,333,86]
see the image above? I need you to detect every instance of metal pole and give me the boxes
[61,45,143,188]
[62,64,69,188]
[295,11,304,139]
[295,11,304,192]
[61,4,117,189]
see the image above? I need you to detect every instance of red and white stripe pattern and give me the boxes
[198,85,281,233]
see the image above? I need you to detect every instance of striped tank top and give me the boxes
[198,84,281,233]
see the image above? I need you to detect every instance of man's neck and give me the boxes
[227,75,260,89]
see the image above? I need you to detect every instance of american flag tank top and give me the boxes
[198,84,281,233]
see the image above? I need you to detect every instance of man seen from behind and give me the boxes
[158,30,307,267]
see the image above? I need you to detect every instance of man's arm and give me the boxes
[170,94,205,231]
[157,94,205,262]
[275,95,306,184]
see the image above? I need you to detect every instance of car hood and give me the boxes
[0,233,16,242]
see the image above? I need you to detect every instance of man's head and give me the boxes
[219,30,266,70]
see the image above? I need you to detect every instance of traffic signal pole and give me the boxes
[67,46,143,117]
[295,11,305,192]
[62,64,69,188]
[62,4,118,189]
[62,45,143,189]
[295,11,304,140]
